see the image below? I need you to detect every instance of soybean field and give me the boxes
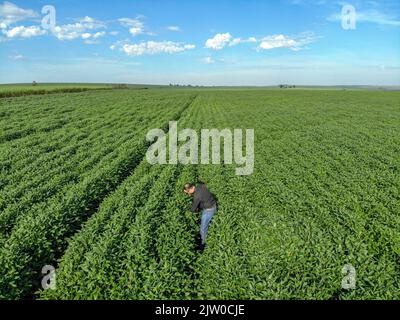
[0,87,399,300]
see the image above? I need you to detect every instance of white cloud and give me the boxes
[3,25,46,38]
[53,16,106,40]
[81,33,91,40]
[0,1,37,28]
[130,27,143,36]
[53,26,79,40]
[259,34,297,50]
[93,31,106,38]
[167,26,181,32]
[81,31,106,40]
[259,32,317,51]
[203,57,215,64]
[206,33,259,50]
[119,41,196,56]
[80,16,95,24]
[9,53,24,60]
[229,38,242,47]
[205,33,233,50]
[119,18,145,36]
[81,31,106,44]
[228,37,257,46]
[327,9,400,27]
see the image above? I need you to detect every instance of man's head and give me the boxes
[183,183,196,196]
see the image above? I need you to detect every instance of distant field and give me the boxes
[0,83,114,98]
[0,83,112,92]
[0,88,399,300]
[1,83,398,97]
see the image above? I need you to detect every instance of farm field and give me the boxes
[0,83,115,98]
[0,87,399,300]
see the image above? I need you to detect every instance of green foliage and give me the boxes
[0,88,399,300]
[0,84,112,98]
[0,89,195,299]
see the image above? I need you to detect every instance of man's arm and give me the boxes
[191,195,200,213]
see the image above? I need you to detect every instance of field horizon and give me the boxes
[2,83,400,91]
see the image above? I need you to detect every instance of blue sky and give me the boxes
[0,0,399,85]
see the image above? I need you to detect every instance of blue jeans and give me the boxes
[200,206,217,245]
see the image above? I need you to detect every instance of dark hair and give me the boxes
[183,183,195,191]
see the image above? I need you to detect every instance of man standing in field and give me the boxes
[183,183,217,252]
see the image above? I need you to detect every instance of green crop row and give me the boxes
[41,99,201,299]
[0,87,111,99]
[40,161,165,299]
[1,88,399,300]
[0,91,197,299]
[0,91,195,206]
[0,97,188,235]
[193,90,400,299]
[39,89,400,300]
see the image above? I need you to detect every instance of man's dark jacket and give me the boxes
[191,184,217,213]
